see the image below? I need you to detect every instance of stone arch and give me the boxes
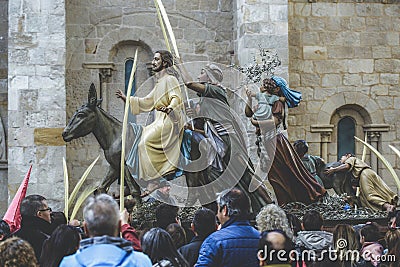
[96,27,164,62]
[105,38,155,123]
[328,104,371,162]
[317,92,384,125]
[313,92,388,164]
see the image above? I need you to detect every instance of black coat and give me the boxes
[14,216,53,261]
[178,236,204,267]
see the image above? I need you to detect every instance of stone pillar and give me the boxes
[0,0,8,215]
[8,0,66,209]
[364,124,390,175]
[235,0,289,75]
[82,63,115,111]
[311,124,334,161]
[367,132,380,171]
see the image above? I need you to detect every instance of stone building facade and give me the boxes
[2,0,399,213]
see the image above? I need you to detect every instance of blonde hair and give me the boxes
[0,237,38,267]
[333,224,359,267]
[385,229,400,252]
[256,204,293,240]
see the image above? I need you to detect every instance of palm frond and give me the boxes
[68,155,100,209]
[63,157,69,222]
[355,136,400,190]
[69,187,97,221]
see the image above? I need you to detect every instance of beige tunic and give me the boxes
[129,74,183,180]
[345,157,398,211]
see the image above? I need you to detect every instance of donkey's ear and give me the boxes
[96,99,103,107]
[88,83,97,108]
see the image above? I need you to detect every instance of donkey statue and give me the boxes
[62,83,141,199]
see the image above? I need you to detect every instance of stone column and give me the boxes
[82,63,115,111]
[0,0,9,215]
[311,124,334,160]
[235,0,289,75]
[364,124,390,175]
[8,0,66,209]
[367,132,380,171]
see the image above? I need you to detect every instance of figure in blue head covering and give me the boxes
[268,76,302,108]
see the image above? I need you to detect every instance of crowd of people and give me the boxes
[1,189,399,267]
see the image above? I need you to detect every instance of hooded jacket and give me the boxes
[296,230,333,250]
[60,235,152,267]
[295,230,333,263]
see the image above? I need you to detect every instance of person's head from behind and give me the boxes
[0,237,38,267]
[83,194,120,237]
[216,187,250,225]
[166,223,186,249]
[21,194,52,223]
[286,213,302,237]
[385,229,400,252]
[360,222,380,245]
[50,211,67,230]
[40,224,81,267]
[198,64,223,84]
[258,230,293,266]
[141,227,186,265]
[293,140,309,158]
[155,203,179,229]
[333,224,359,251]
[256,204,293,240]
[302,210,323,231]
[192,208,216,239]
[0,220,11,241]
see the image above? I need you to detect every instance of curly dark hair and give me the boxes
[0,237,38,267]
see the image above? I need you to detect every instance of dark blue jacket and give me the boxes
[178,236,204,266]
[196,218,259,267]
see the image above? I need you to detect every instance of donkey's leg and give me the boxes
[97,167,118,193]
[124,167,142,203]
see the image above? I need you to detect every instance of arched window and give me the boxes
[337,116,355,160]
[125,58,136,123]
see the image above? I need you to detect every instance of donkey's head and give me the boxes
[62,83,102,142]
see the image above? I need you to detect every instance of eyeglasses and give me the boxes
[38,207,52,212]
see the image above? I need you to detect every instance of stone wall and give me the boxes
[0,0,8,215]
[288,0,400,191]
[65,0,235,194]
[234,0,289,164]
[3,0,400,213]
[8,0,66,211]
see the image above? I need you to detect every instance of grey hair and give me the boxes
[256,204,293,240]
[83,194,120,237]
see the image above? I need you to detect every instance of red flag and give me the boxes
[3,165,32,233]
